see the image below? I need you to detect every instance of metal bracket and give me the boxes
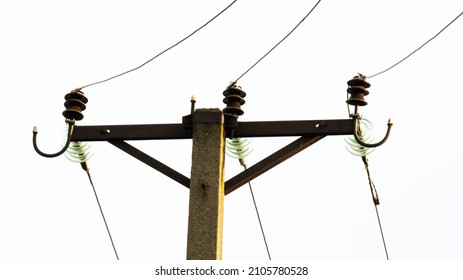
[71,116,355,194]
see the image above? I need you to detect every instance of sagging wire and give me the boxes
[367,9,463,79]
[232,0,322,85]
[66,141,120,260]
[361,156,390,260]
[77,0,238,90]
[226,138,272,260]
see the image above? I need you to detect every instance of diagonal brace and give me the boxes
[225,135,325,195]
[109,140,190,188]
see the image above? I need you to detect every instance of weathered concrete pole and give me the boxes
[186,109,225,260]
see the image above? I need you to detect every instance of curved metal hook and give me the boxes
[353,116,393,148]
[32,120,75,158]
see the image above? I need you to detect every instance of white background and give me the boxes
[1,0,463,263]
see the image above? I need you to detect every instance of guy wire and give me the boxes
[367,9,463,79]
[79,0,238,90]
[361,156,389,260]
[227,137,271,259]
[232,0,322,85]
[81,162,120,260]
[244,165,272,260]
[374,202,389,260]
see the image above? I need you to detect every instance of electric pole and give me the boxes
[186,109,225,260]
[33,77,392,260]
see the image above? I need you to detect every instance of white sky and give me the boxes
[1,0,463,261]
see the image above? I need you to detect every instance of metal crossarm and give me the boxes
[70,118,355,194]
[71,119,354,141]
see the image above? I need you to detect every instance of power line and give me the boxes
[233,0,322,84]
[362,156,389,260]
[367,9,463,79]
[226,138,271,259]
[245,166,272,260]
[373,202,389,260]
[81,162,120,260]
[78,0,238,90]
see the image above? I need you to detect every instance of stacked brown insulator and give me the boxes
[223,85,246,116]
[62,89,88,121]
[346,76,370,106]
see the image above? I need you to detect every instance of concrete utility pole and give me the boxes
[186,109,225,260]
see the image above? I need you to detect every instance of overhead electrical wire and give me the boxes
[367,9,463,79]
[232,0,322,84]
[78,0,238,90]
[361,156,389,260]
[226,138,271,260]
[245,167,272,260]
[81,162,120,260]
